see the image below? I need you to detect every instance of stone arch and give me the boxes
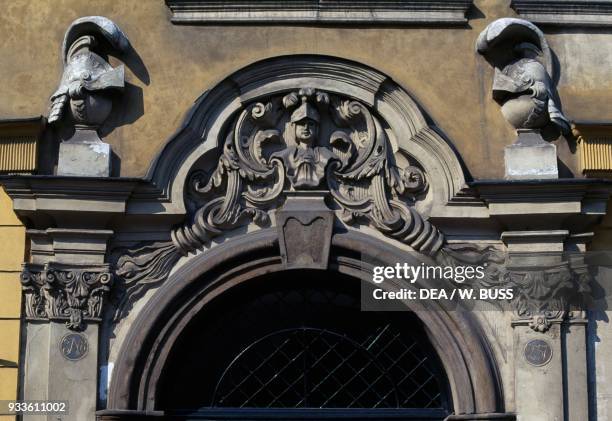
[107,229,505,417]
[142,55,469,217]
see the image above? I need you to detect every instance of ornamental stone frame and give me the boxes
[165,0,474,25]
[1,53,611,421]
[104,229,509,419]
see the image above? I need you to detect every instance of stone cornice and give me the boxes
[470,178,612,202]
[165,0,474,26]
[512,0,612,27]
[2,176,610,228]
[469,179,612,232]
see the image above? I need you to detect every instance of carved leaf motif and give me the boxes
[440,245,592,333]
[20,264,112,330]
[178,87,443,256]
[116,88,447,305]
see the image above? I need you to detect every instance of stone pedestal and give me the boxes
[57,131,111,177]
[504,130,558,180]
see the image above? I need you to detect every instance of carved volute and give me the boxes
[173,87,441,256]
[115,85,452,316]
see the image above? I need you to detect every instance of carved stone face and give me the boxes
[294,118,318,145]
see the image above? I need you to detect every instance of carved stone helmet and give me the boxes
[48,16,129,127]
[51,36,125,127]
[476,17,570,134]
[493,58,550,101]
[290,102,320,124]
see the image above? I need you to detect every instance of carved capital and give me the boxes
[21,262,113,330]
[507,254,591,332]
[439,244,592,333]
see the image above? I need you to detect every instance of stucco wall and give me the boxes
[2,0,610,179]
[0,189,24,421]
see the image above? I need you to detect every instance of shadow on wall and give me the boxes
[100,41,150,137]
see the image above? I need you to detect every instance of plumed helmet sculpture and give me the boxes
[476,18,570,135]
[48,16,130,128]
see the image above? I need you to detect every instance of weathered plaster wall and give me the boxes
[2,0,609,179]
[0,189,24,421]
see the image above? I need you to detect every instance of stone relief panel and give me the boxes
[114,86,451,318]
[174,87,440,255]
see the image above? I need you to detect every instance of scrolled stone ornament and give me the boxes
[20,263,113,331]
[115,87,448,317]
[173,87,444,256]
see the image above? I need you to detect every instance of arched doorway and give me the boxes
[101,54,511,420]
[105,230,506,420]
[158,269,451,419]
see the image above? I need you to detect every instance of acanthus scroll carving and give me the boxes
[21,263,112,331]
[174,87,441,255]
[114,87,446,318]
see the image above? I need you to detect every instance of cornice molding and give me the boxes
[511,0,612,27]
[165,0,473,25]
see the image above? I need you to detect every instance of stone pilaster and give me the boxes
[20,229,114,421]
[502,230,589,421]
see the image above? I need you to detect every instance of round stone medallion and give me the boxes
[60,333,89,361]
[524,339,553,367]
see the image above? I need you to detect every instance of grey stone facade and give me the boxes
[1,8,612,421]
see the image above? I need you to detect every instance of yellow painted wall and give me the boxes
[0,188,24,421]
[2,0,608,179]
